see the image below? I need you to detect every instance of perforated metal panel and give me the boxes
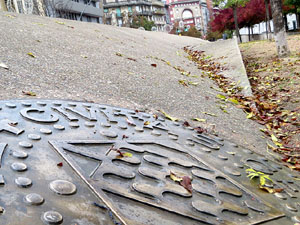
[0,100,299,225]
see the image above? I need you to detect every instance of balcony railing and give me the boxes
[153,10,165,15]
[137,11,152,16]
[104,0,152,8]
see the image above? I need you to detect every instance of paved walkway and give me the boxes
[1,11,263,155]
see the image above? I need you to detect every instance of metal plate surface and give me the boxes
[0,100,299,225]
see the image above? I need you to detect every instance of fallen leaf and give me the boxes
[116,52,123,57]
[27,52,36,58]
[178,80,188,86]
[151,63,157,67]
[159,110,179,121]
[5,14,15,18]
[259,185,283,193]
[180,176,193,193]
[188,81,198,86]
[202,112,217,117]
[216,94,226,100]
[122,152,132,157]
[183,121,190,127]
[81,55,88,58]
[246,112,254,119]
[144,121,150,126]
[57,162,63,167]
[194,127,206,133]
[192,118,206,122]
[127,57,137,61]
[22,91,36,96]
[170,172,183,182]
[228,98,239,104]
[122,135,128,139]
[0,62,8,70]
[55,21,65,25]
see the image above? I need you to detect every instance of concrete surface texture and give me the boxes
[0,12,266,155]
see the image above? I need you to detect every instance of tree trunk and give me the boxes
[297,12,300,29]
[284,14,288,31]
[233,6,242,43]
[264,0,271,40]
[270,0,290,57]
[0,0,7,11]
[248,26,251,42]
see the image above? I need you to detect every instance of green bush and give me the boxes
[131,16,155,31]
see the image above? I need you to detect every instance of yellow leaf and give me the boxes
[55,21,65,25]
[192,118,206,122]
[22,91,36,96]
[226,151,236,155]
[228,98,239,105]
[271,134,278,142]
[116,52,123,57]
[122,152,132,157]
[246,112,254,119]
[159,110,179,121]
[27,52,36,58]
[170,172,182,182]
[188,81,198,86]
[202,112,217,117]
[5,14,15,18]
[144,121,150,125]
[216,94,226,100]
[259,185,275,193]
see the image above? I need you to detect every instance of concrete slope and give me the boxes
[0,12,266,154]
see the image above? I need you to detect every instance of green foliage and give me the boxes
[213,0,249,8]
[206,30,222,41]
[181,27,202,38]
[224,30,233,38]
[246,168,273,186]
[131,16,155,31]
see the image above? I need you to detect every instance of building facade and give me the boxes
[2,0,103,23]
[103,0,166,31]
[165,0,211,34]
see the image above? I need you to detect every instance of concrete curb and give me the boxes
[191,37,253,97]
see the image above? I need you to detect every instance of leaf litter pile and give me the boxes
[183,36,300,171]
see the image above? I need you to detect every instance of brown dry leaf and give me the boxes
[180,176,193,193]
[151,63,157,67]
[259,185,284,193]
[127,57,137,61]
